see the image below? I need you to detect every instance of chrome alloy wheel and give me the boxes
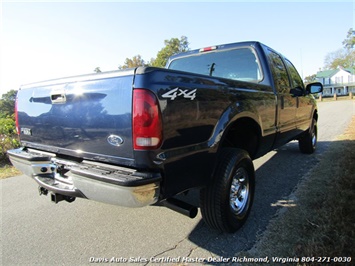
[311,123,317,149]
[200,148,255,232]
[311,131,317,148]
[229,167,250,215]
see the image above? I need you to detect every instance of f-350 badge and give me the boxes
[161,88,196,100]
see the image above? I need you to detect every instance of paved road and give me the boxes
[2,100,354,265]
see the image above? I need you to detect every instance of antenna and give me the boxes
[300,48,303,80]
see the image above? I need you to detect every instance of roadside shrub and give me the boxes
[0,116,20,163]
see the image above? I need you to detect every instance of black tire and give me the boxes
[200,148,255,233]
[299,118,317,154]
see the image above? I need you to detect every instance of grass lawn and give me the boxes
[0,162,22,179]
[245,116,355,262]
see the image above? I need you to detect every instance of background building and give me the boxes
[316,67,355,96]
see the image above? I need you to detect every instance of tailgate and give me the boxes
[17,70,135,166]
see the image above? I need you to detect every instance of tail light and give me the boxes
[133,89,162,150]
[15,96,20,135]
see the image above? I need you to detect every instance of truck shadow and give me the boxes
[186,140,333,259]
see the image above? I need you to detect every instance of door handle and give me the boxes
[51,92,66,104]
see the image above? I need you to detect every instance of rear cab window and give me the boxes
[168,47,263,83]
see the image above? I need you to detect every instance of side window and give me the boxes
[285,59,304,90]
[267,50,290,94]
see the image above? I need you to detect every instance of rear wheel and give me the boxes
[299,118,317,154]
[200,148,255,233]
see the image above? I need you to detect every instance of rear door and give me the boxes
[266,49,297,146]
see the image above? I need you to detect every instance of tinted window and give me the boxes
[285,59,304,90]
[267,50,290,94]
[168,48,262,82]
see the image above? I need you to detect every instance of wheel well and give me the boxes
[220,118,261,159]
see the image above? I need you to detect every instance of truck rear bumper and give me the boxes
[7,148,161,207]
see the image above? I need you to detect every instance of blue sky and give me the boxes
[1,0,354,95]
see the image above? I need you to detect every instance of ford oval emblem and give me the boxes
[107,135,124,146]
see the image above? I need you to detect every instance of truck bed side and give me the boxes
[134,67,276,197]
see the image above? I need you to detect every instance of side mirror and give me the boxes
[306,82,323,94]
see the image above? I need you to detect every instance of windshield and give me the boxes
[168,47,262,82]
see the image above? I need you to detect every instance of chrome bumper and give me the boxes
[8,148,161,207]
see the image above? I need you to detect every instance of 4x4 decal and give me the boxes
[162,87,196,100]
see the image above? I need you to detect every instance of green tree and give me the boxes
[0,116,20,160]
[324,49,353,69]
[304,74,316,85]
[0,90,20,161]
[118,54,146,69]
[324,28,355,70]
[0,90,17,118]
[151,36,189,67]
[342,28,355,50]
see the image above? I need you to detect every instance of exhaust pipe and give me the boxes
[163,198,198,218]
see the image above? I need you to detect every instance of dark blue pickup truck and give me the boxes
[8,41,322,233]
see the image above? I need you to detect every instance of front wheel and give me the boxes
[299,118,317,154]
[200,148,255,233]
